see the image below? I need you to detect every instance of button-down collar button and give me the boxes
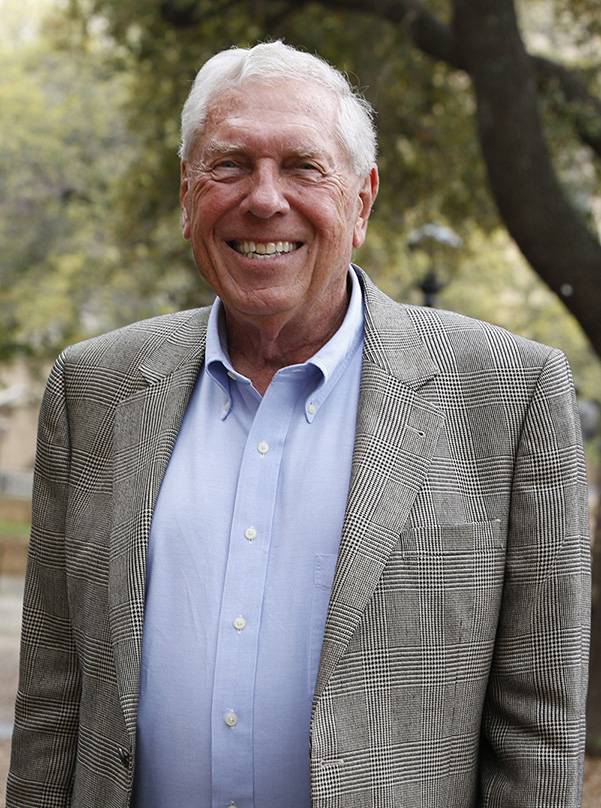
[224,710,238,727]
[117,746,131,767]
[307,402,317,415]
[257,440,269,455]
[233,616,247,631]
[244,526,257,541]
[223,399,231,412]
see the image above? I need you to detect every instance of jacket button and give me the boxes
[117,746,131,767]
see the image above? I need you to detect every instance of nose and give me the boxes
[240,162,290,219]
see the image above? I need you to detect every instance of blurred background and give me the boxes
[1,0,600,803]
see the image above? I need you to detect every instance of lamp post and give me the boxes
[408,223,463,308]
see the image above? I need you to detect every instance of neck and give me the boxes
[224,279,350,395]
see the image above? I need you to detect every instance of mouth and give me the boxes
[227,240,303,259]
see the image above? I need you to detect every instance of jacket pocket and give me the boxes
[399,518,503,554]
[378,519,506,651]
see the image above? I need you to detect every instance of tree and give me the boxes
[0,27,129,359]
[60,0,600,349]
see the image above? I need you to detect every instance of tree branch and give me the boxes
[163,0,601,160]
[532,55,601,159]
[159,0,240,27]
[321,0,601,160]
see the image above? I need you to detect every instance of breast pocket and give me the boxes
[308,553,339,694]
[380,519,506,650]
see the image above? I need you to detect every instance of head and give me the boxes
[179,42,379,334]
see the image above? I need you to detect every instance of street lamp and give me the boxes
[408,223,463,308]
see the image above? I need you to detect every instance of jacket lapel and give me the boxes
[314,270,444,700]
[108,308,210,739]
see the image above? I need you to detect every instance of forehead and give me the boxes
[196,79,343,161]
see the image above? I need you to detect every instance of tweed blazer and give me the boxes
[7,269,590,808]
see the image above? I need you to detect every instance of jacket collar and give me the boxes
[134,267,439,391]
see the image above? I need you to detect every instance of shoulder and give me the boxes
[358,268,558,375]
[365,292,576,443]
[403,303,557,372]
[60,307,211,374]
[45,307,211,409]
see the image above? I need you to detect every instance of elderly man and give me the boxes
[7,41,590,808]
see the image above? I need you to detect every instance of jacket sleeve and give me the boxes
[479,348,591,806]
[6,352,81,808]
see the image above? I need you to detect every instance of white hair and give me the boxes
[179,41,377,176]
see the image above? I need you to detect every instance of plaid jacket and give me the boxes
[7,269,590,807]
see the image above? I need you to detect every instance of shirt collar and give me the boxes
[205,266,364,422]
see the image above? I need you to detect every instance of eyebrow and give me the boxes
[201,141,247,158]
[198,141,333,165]
[286,148,325,161]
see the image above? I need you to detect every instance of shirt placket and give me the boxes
[211,372,304,808]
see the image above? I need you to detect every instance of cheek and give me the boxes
[305,193,353,236]
[189,182,239,226]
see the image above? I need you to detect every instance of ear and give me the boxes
[180,161,191,240]
[352,165,379,249]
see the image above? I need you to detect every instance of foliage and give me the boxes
[0,9,207,362]
[0,30,129,358]
[62,0,498,238]
[1,0,600,408]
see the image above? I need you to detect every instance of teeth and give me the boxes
[231,240,300,256]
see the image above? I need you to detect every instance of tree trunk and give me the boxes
[451,0,601,357]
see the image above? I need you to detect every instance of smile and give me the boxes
[228,240,302,258]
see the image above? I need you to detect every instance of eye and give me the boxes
[289,160,324,178]
[210,159,248,180]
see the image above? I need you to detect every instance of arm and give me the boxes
[479,348,591,806]
[6,353,81,808]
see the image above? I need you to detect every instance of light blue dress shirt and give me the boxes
[133,268,364,808]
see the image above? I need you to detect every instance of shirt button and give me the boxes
[224,710,238,727]
[257,440,269,455]
[244,526,257,541]
[223,399,231,412]
[233,616,247,631]
[307,402,317,415]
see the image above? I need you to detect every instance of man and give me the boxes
[7,41,590,808]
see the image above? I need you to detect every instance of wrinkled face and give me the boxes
[180,79,377,325]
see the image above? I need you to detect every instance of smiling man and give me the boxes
[7,42,590,808]
[179,77,376,394]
